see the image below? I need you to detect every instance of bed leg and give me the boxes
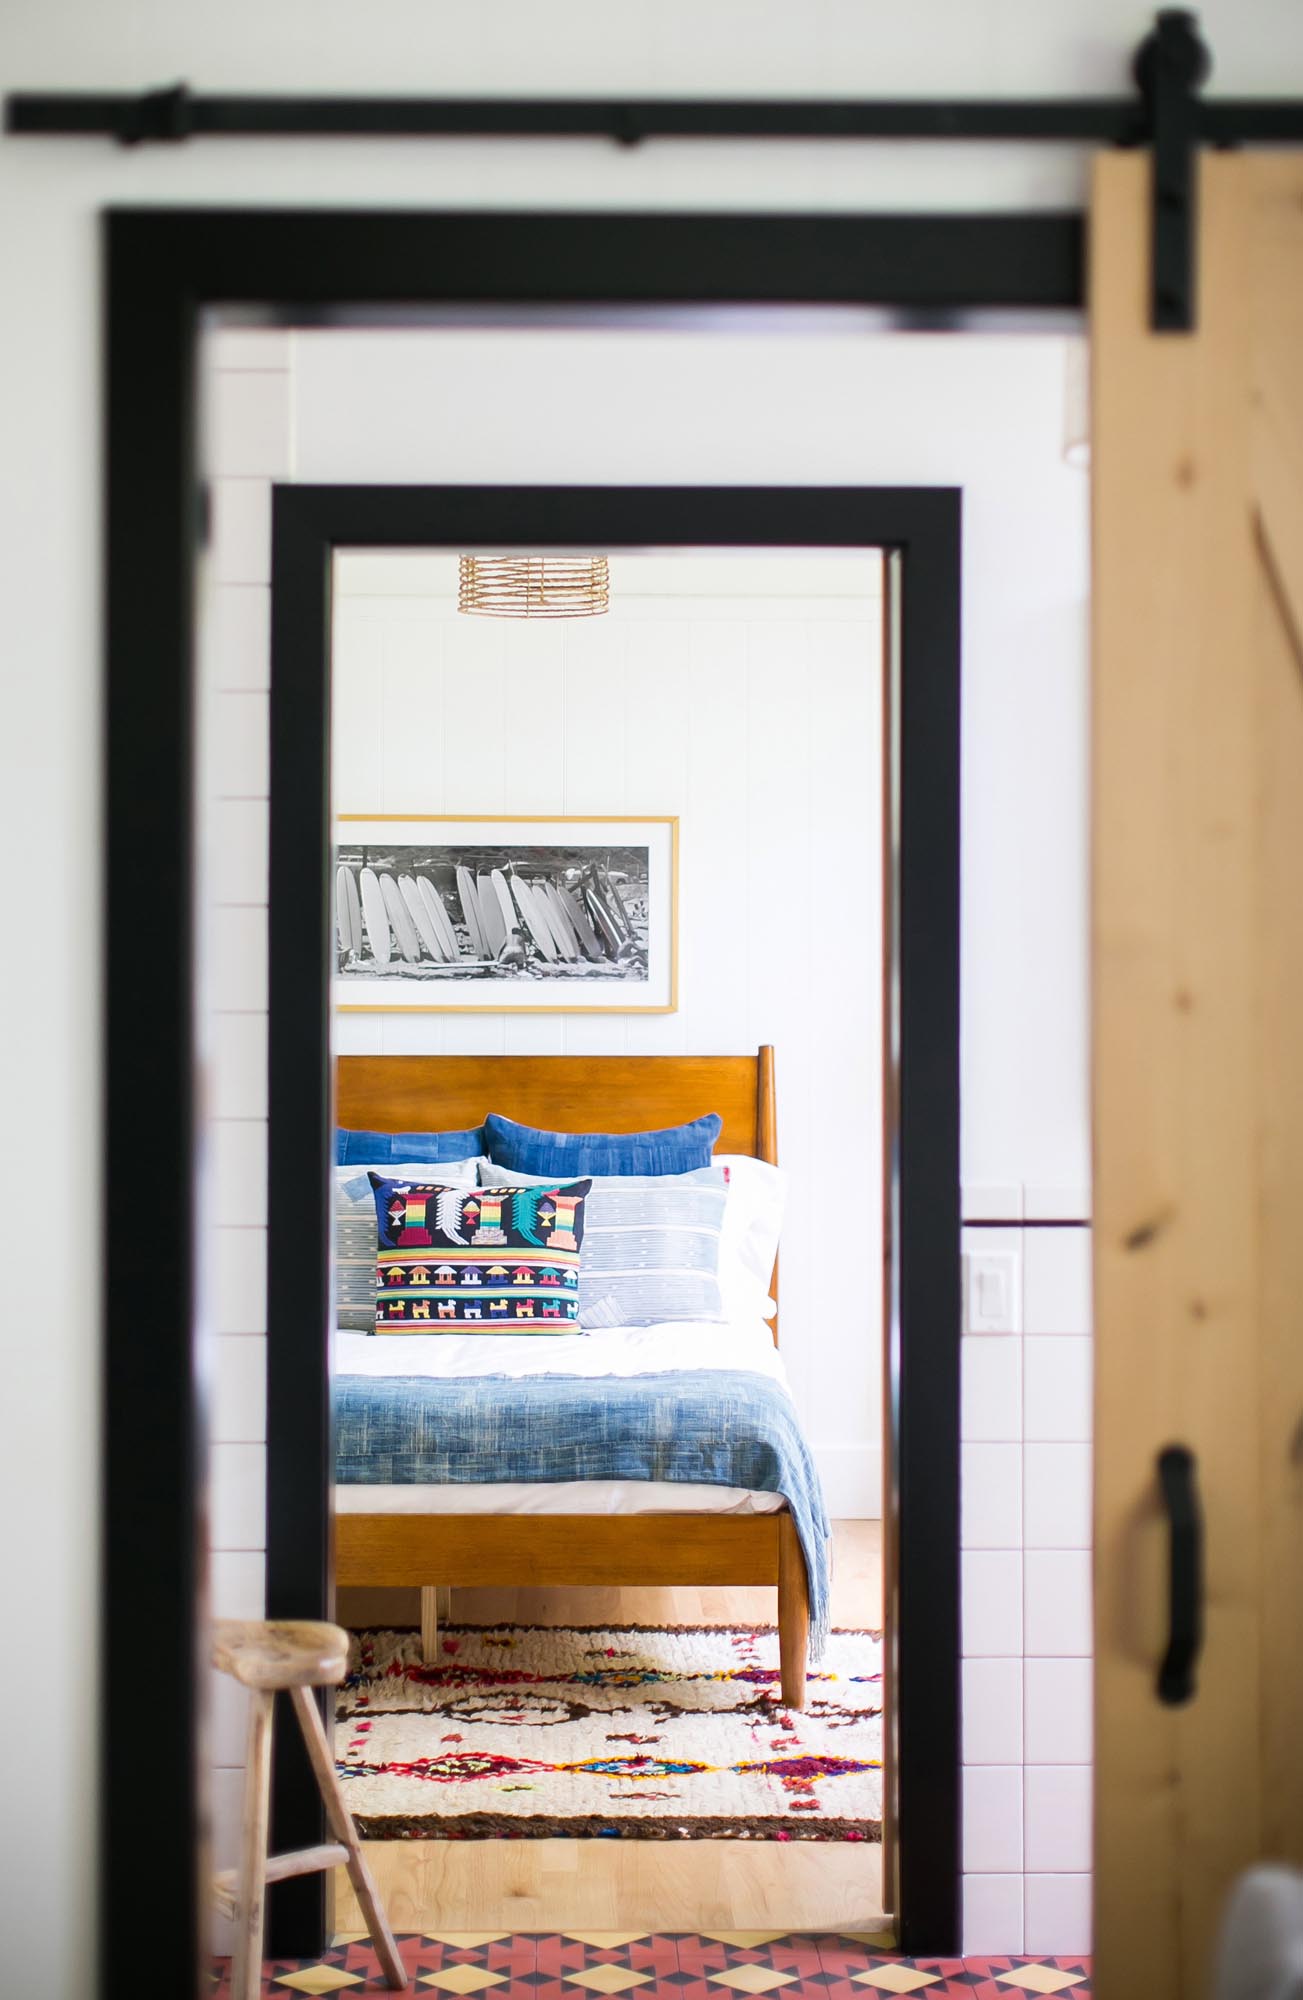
[777,1514,810,1711]
[421,1585,441,1663]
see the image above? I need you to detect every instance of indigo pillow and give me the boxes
[483,1110,721,1177]
[369,1175,591,1332]
[337,1125,484,1166]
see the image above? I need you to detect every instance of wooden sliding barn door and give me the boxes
[1093,152,1303,1998]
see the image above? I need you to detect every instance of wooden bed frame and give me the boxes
[333,1044,811,1708]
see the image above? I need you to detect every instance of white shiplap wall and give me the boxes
[199,333,288,1945]
[332,551,885,1503]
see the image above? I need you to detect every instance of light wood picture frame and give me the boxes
[334,814,679,1013]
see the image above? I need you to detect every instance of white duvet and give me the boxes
[334,1317,788,1388]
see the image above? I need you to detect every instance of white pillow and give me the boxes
[477,1154,786,1325]
[714,1155,786,1321]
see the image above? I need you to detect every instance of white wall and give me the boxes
[295,324,1091,1201]
[198,334,289,1956]
[6,4,1303,1993]
[960,1224,1094,1954]
[332,550,884,1510]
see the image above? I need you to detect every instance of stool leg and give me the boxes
[290,1684,407,1990]
[231,1689,274,2000]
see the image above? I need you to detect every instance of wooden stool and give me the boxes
[212,1619,407,1998]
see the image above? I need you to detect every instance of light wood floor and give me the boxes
[335,1520,887,1936]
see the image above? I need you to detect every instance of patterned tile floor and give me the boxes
[210,1932,1092,1999]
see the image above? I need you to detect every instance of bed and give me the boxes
[332,1046,820,1708]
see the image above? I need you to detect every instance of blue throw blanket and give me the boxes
[335,1367,832,1658]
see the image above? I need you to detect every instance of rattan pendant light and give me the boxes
[458,554,609,618]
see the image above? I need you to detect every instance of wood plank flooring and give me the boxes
[334,1519,886,1936]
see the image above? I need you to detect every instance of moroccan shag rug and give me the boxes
[337,1622,882,1843]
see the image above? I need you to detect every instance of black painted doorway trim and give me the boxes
[266,485,960,1956]
[103,203,1070,2000]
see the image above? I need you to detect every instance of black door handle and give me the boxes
[1156,1443,1203,1705]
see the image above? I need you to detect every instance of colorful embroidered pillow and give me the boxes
[368,1175,591,1332]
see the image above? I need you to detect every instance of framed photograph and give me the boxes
[334,815,678,1013]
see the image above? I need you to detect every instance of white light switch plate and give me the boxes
[964,1250,1022,1334]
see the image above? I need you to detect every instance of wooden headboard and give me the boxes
[336,1046,779,1331]
[336,1048,777,1164]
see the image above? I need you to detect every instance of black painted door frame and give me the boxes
[266,483,960,1954]
[103,205,1078,1996]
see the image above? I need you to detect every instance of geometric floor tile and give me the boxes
[417,1972,507,1994]
[563,1969,654,1993]
[994,1971,1087,1995]
[270,1975,365,1996]
[850,1969,941,1993]
[706,1970,797,1993]
[211,1933,1094,2000]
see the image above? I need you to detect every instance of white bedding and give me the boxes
[334,1317,790,1516]
[336,1481,785,1516]
[334,1317,787,1387]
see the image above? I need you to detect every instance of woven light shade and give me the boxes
[458,554,609,619]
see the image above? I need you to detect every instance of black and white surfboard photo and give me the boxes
[334,816,678,1015]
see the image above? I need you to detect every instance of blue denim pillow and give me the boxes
[336,1125,484,1166]
[483,1110,721,1177]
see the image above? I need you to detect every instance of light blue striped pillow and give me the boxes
[335,1160,481,1332]
[478,1161,727,1327]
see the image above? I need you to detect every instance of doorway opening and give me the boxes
[104,209,1085,1993]
[258,476,958,1952]
[325,539,885,1929]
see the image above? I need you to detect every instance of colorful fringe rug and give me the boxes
[337,1622,882,1842]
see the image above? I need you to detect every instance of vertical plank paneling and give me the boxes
[623,621,691,814]
[744,619,816,1430]
[624,619,690,1053]
[380,613,446,814]
[442,617,506,814]
[380,1014,447,1055]
[504,1015,567,1054]
[1253,540,1303,1866]
[807,615,883,1464]
[1246,157,1303,1875]
[683,620,751,1054]
[562,617,628,816]
[331,603,383,812]
[503,621,566,815]
[442,1013,507,1057]
[335,1016,384,1056]
[561,616,629,1056]
[1092,152,1259,1998]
